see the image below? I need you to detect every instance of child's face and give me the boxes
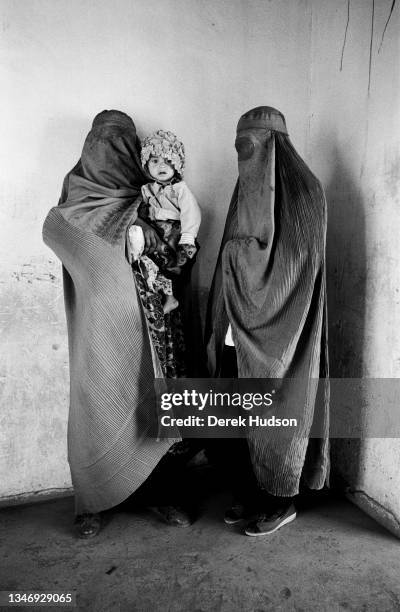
[147,156,175,183]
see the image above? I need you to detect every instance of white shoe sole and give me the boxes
[224,518,243,525]
[224,511,258,526]
[244,511,297,537]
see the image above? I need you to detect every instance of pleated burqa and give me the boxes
[206,107,329,496]
[43,111,177,514]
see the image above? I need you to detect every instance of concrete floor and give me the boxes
[1,472,400,612]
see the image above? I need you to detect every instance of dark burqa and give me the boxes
[42,111,178,514]
[206,107,329,496]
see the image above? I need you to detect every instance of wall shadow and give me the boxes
[324,142,368,491]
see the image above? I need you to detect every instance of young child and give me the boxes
[128,130,201,314]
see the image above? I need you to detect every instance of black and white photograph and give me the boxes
[1,0,399,610]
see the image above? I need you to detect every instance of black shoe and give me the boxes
[244,504,296,537]
[150,505,192,527]
[224,503,256,525]
[74,513,102,539]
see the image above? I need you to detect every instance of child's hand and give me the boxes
[176,244,197,267]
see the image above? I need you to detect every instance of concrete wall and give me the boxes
[0,0,313,502]
[308,0,400,537]
[1,0,399,537]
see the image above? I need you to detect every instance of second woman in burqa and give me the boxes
[205,106,330,537]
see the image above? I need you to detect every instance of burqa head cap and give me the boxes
[91,109,137,131]
[237,106,288,134]
[77,109,144,190]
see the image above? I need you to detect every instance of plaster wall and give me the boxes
[0,0,313,501]
[1,0,399,539]
[308,0,400,536]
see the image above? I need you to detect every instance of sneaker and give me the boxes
[224,503,246,525]
[224,503,257,525]
[244,503,296,537]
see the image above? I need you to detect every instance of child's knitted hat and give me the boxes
[141,130,185,178]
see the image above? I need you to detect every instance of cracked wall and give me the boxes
[1,0,399,538]
[0,0,313,502]
[309,0,400,536]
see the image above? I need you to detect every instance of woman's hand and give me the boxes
[133,217,163,254]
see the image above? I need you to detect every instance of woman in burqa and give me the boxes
[205,106,330,537]
[43,110,195,537]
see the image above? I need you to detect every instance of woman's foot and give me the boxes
[224,502,257,525]
[150,505,192,527]
[224,503,246,525]
[244,502,296,537]
[74,513,102,539]
[163,295,179,314]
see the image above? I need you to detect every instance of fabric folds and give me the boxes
[43,110,177,514]
[206,106,330,496]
